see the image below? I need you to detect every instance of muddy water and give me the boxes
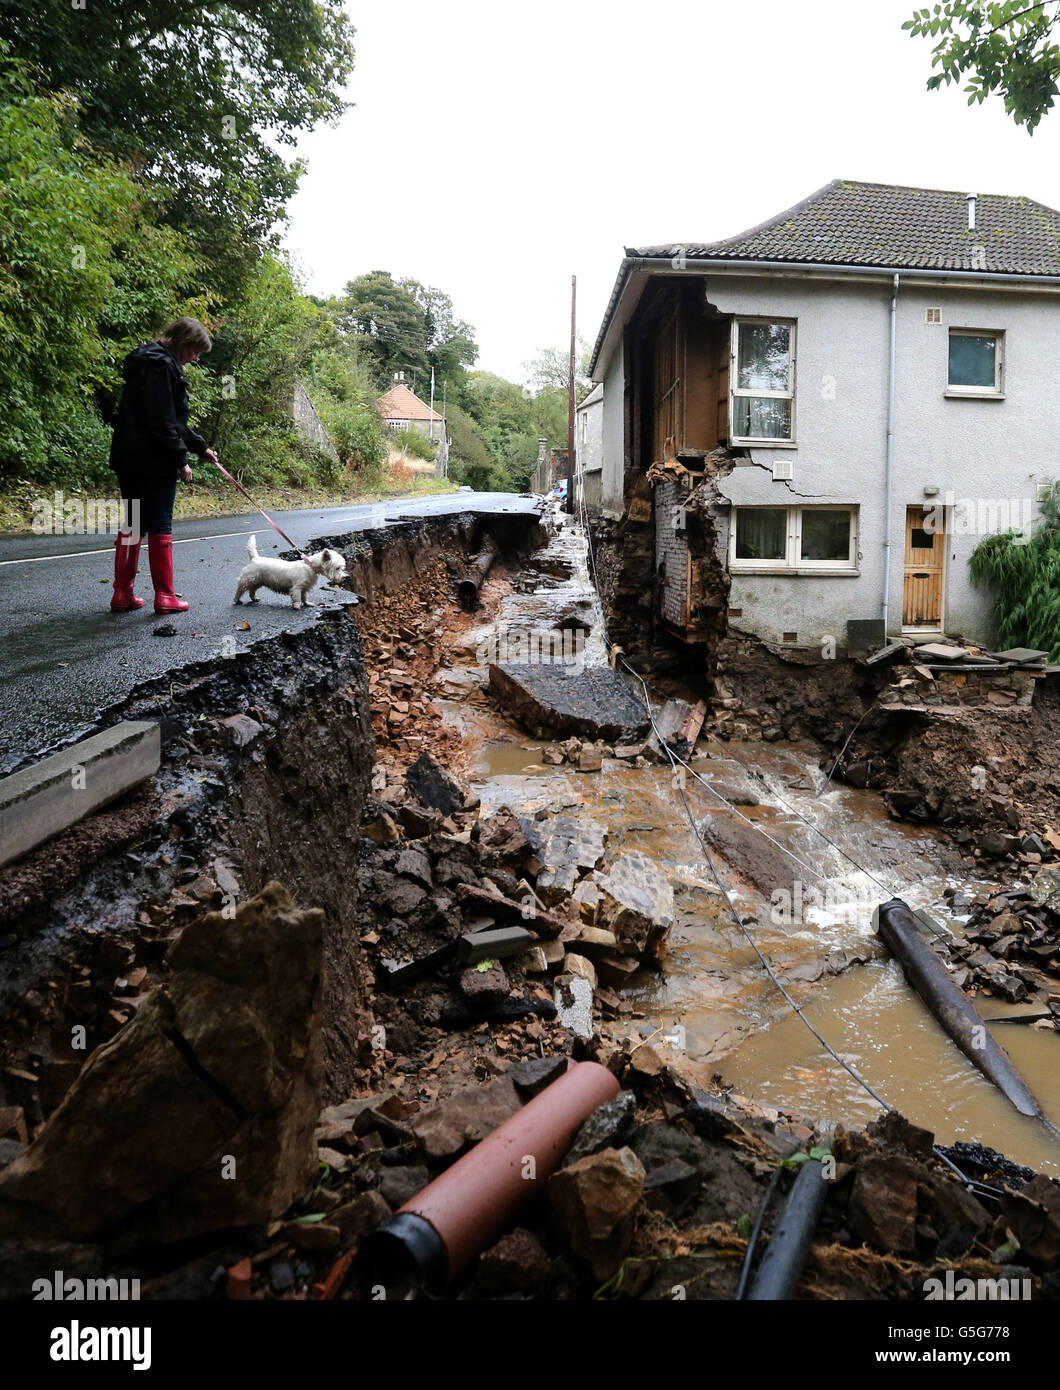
[443,521,1060,1174]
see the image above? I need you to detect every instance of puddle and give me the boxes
[443,520,1060,1175]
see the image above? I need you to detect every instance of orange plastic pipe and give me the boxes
[361,1060,620,1284]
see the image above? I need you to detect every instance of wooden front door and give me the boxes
[903,505,945,629]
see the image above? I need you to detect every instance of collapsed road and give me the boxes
[1,502,1059,1302]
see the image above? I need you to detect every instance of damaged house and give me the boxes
[587,179,1060,662]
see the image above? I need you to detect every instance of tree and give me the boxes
[329,272,479,398]
[401,279,478,382]
[904,1,1060,131]
[0,0,356,293]
[331,271,432,391]
[0,48,201,481]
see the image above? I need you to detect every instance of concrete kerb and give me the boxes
[0,721,160,870]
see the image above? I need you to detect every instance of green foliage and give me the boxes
[392,429,439,462]
[971,483,1060,658]
[904,1,1060,130]
[202,254,334,488]
[307,340,389,484]
[0,51,201,483]
[0,0,356,295]
[445,402,510,492]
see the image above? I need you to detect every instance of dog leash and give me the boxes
[209,457,309,561]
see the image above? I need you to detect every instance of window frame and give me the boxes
[729,504,859,575]
[946,327,1005,398]
[730,317,797,446]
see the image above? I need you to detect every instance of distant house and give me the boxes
[589,179,1060,649]
[574,383,603,509]
[380,373,444,441]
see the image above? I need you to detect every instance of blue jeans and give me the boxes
[118,474,177,538]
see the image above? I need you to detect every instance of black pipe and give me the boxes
[875,898,1041,1119]
[457,544,497,610]
[746,1159,829,1301]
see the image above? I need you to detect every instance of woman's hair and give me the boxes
[158,317,212,354]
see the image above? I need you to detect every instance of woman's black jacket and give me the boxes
[109,342,207,481]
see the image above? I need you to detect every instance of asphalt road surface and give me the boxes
[0,490,541,774]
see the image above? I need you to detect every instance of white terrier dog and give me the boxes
[234,535,348,609]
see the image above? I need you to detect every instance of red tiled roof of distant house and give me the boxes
[380,383,443,422]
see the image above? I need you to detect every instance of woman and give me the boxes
[108,317,218,613]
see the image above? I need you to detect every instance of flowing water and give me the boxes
[440,521,1060,1175]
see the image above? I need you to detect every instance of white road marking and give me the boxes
[0,497,521,566]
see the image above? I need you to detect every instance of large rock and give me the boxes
[410,1076,523,1161]
[489,663,650,742]
[405,752,479,816]
[546,1146,645,1279]
[847,1154,919,1255]
[0,883,323,1246]
[595,852,675,962]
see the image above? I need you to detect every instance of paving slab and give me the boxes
[488,663,650,741]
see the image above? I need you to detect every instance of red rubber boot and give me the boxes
[110,533,144,611]
[148,533,189,613]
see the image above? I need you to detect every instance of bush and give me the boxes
[970,482,1060,659]
[391,428,438,462]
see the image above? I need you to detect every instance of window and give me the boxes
[729,505,857,573]
[947,329,1003,396]
[731,319,795,443]
[925,307,942,324]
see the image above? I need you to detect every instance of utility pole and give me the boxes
[429,366,436,443]
[567,274,576,514]
[442,379,448,479]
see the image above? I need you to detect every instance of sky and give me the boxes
[284,0,1060,384]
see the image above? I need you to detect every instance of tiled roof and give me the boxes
[630,179,1060,276]
[380,383,442,422]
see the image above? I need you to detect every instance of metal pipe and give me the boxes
[882,272,899,634]
[356,1061,620,1286]
[456,541,497,609]
[746,1158,829,1300]
[875,898,1041,1119]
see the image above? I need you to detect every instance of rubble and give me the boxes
[0,883,323,1245]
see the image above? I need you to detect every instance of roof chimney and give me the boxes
[967,193,977,230]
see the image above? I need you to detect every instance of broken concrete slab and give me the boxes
[596,852,675,962]
[554,973,594,1039]
[488,663,649,742]
[990,648,1049,666]
[519,813,608,905]
[455,882,566,938]
[0,882,323,1245]
[863,642,907,666]
[0,721,160,871]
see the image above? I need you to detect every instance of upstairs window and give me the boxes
[731,319,796,443]
[948,329,1003,397]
